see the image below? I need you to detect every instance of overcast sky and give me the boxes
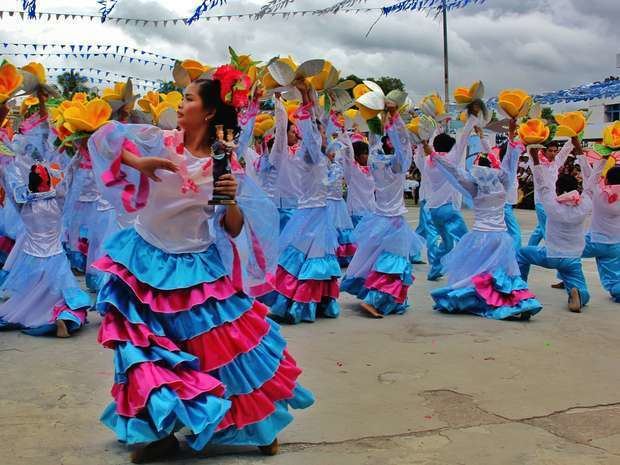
[1,0,619,101]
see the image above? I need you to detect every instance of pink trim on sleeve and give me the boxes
[100,139,150,213]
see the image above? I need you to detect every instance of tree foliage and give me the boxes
[56,71,90,99]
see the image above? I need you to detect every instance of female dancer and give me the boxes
[88,74,313,463]
[260,81,341,323]
[0,142,91,336]
[341,133,376,228]
[430,118,543,320]
[341,104,424,318]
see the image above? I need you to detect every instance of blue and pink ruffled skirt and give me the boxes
[341,214,424,315]
[260,206,341,323]
[94,228,313,449]
[65,200,98,272]
[327,199,356,267]
[0,251,91,335]
[431,230,542,320]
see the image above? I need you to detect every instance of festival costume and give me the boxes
[430,134,542,320]
[526,141,574,246]
[0,153,91,335]
[326,152,355,267]
[418,119,474,280]
[517,161,592,307]
[270,100,303,232]
[260,102,341,323]
[88,122,313,450]
[63,150,100,272]
[578,155,620,302]
[341,114,424,316]
[413,147,443,279]
[340,135,376,228]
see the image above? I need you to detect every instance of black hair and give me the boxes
[381,135,394,155]
[287,120,294,133]
[194,78,239,147]
[498,140,508,161]
[607,166,620,185]
[433,133,456,153]
[28,165,48,193]
[477,155,492,168]
[266,137,275,152]
[545,141,560,150]
[352,141,369,163]
[556,173,579,196]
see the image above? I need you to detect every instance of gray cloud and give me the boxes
[2,0,618,102]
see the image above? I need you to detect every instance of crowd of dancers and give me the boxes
[0,54,618,463]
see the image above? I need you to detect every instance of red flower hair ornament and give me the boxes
[212,65,252,109]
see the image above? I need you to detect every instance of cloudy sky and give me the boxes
[1,0,619,101]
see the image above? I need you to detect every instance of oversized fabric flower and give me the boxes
[72,92,88,103]
[282,100,301,123]
[309,61,338,92]
[254,113,275,138]
[20,95,39,115]
[137,91,161,112]
[407,115,436,143]
[62,99,112,133]
[212,64,252,109]
[354,81,406,121]
[603,121,620,150]
[419,93,449,121]
[518,119,550,145]
[22,62,46,84]
[0,62,24,104]
[162,91,183,109]
[50,99,80,127]
[352,83,370,99]
[498,89,531,119]
[454,81,484,105]
[101,79,136,113]
[555,111,586,138]
[262,56,298,90]
[102,82,126,102]
[181,59,211,81]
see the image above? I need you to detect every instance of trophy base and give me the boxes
[208,198,237,206]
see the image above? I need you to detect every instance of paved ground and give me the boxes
[1,207,619,465]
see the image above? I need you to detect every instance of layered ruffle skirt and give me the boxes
[0,250,91,335]
[95,228,313,449]
[327,199,356,267]
[65,200,99,272]
[341,214,424,315]
[85,208,118,292]
[431,230,542,320]
[260,206,341,323]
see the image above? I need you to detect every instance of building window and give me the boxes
[605,103,620,122]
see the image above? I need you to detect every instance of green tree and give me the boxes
[56,71,90,99]
[541,106,554,123]
[158,81,183,93]
[341,74,363,86]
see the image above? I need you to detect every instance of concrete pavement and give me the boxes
[1,207,619,465]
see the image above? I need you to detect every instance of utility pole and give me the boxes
[442,0,449,107]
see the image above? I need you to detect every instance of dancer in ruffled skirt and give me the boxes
[88,73,313,463]
[341,105,424,318]
[260,81,341,323]
[0,148,91,336]
[430,119,543,320]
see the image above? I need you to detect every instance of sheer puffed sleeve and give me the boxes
[385,114,412,174]
[87,121,164,214]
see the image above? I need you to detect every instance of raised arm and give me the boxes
[385,110,413,174]
[236,101,258,162]
[269,96,289,169]
[447,115,477,165]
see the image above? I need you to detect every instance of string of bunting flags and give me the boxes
[1,52,174,71]
[486,78,620,107]
[2,42,176,64]
[46,67,163,87]
[381,0,486,16]
[47,71,160,91]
